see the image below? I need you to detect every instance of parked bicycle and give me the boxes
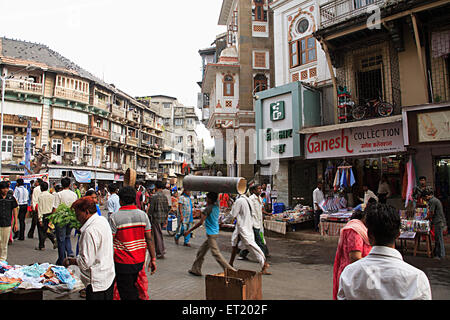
[352,92,394,120]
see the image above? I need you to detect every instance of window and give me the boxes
[297,19,309,34]
[23,137,36,157]
[254,52,267,68]
[52,139,63,156]
[254,74,268,93]
[72,141,81,158]
[1,135,13,160]
[102,119,109,131]
[95,145,102,165]
[187,118,194,126]
[176,136,183,145]
[163,103,171,109]
[175,118,184,126]
[289,35,317,68]
[223,75,234,96]
[253,0,267,22]
[163,118,171,126]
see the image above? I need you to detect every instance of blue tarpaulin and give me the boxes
[72,170,92,183]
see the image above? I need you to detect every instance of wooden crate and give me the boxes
[205,269,262,300]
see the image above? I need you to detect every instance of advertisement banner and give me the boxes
[417,110,450,142]
[305,122,405,159]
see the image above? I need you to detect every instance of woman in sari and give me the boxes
[332,208,372,300]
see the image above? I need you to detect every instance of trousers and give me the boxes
[240,228,269,258]
[115,272,140,300]
[151,222,165,256]
[27,210,38,238]
[14,205,28,240]
[55,225,74,265]
[175,222,192,244]
[86,282,114,301]
[190,234,235,274]
[434,224,446,258]
[0,227,11,261]
[37,214,56,249]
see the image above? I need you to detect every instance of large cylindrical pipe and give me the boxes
[182,175,247,195]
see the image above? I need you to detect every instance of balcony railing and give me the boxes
[111,132,126,143]
[126,136,139,147]
[111,104,126,118]
[5,79,43,95]
[90,127,109,139]
[54,87,90,104]
[93,98,109,110]
[320,0,385,28]
[52,120,88,134]
[2,114,40,128]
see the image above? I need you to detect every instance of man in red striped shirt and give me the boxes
[109,186,156,300]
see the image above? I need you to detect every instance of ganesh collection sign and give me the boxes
[305,122,405,159]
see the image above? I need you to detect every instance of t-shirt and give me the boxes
[109,205,151,273]
[428,196,446,226]
[106,193,120,215]
[53,189,78,209]
[204,204,220,236]
[0,194,18,227]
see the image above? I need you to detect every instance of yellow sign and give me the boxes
[418,110,450,142]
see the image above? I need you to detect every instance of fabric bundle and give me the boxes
[333,167,356,190]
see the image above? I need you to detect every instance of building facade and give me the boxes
[0,37,163,186]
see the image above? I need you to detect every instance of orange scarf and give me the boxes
[339,219,370,246]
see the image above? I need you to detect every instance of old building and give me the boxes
[199,0,275,180]
[0,37,163,186]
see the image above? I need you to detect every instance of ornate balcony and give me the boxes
[5,79,43,95]
[54,87,90,104]
[2,114,40,128]
[51,120,88,135]
[111,104,126,119]
[126,136,139,147]
[89,126,110,139]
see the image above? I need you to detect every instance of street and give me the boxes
[5,210,450,300]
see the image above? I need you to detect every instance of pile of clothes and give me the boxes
[0,261,79,294]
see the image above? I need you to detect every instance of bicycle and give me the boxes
[352,92,394,121]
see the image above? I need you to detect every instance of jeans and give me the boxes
[55,225,74,265]
[314,209,323,232]
[434,224,446,258]
[175,222,192,244]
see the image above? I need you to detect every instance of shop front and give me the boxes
[403,102,450,227]
[301,116,408,236]
[255,82,321,234]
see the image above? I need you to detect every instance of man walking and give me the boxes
[36,182,57,251]
[106,184,120,218]
[147,181,169,259]
[186,192,237,276]
[239,184,269,260]
[338,204,431,300]
[109,186,156,300]
[175,189,193,247]
[13,178,29,241]
[229,193,271,275]
[313,181,325,232]
[64,197,115,300]
[0,181,18,261]
[53,177,77,265]
[424,189,447,260]
[28,178,42,239]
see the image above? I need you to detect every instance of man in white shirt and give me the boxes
[338,203,432,300]
[13,178,29,241]
[359,184,379,206]
[313,181,325,232]
[36,182,57,250]
[106,184,120,217]
[228,194,271,275]
[239,184,269,260]
[64,197,115,300]
[53,177,78,265]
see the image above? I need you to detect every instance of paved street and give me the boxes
[5,212,450,300]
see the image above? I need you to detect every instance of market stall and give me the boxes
[397,208,433,258]
[263,204,313,235]
[0,261,83,300]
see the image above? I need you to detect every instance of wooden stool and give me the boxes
[413,232,433,258]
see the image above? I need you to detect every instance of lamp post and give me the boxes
[0,65,42,177]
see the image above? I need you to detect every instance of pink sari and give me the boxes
[332,219,372,300]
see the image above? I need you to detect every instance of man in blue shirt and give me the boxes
[106,184,120,218]
[185,192,237,276]
[175,189,194,247]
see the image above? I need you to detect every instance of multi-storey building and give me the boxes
[0,37,163,186]
[255,0,450,215]
[143,95,200,186]
[199,0,275,180]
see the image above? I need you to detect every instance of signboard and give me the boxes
[305,122,405,159]
[418,110,450,142]
[260,93,296,160]
[1,173,49,183]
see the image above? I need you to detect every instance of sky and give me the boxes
[0,0,225,148]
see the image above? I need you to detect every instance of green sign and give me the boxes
[270,101,285,121]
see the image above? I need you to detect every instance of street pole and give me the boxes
[0,75,5,177]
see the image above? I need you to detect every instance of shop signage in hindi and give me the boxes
[305,122,405,159]
[417,110,450,142]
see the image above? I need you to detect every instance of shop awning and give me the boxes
[298,115,402,134]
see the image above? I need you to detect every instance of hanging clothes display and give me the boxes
[333,164,356,190]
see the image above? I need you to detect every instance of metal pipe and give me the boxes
[182,175,247,194]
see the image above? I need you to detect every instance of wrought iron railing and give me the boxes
[320,0,386,28]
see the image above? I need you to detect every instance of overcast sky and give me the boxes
[0,0,224,148]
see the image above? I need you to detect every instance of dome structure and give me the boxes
[218,46,239,64]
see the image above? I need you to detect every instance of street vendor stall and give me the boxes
[318,192,354,237]
[0,261,83,300]
[397,208,433,258]
[263,204,313,235]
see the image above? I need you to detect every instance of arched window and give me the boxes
[254,74,268,93]
[223,75,234,96]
